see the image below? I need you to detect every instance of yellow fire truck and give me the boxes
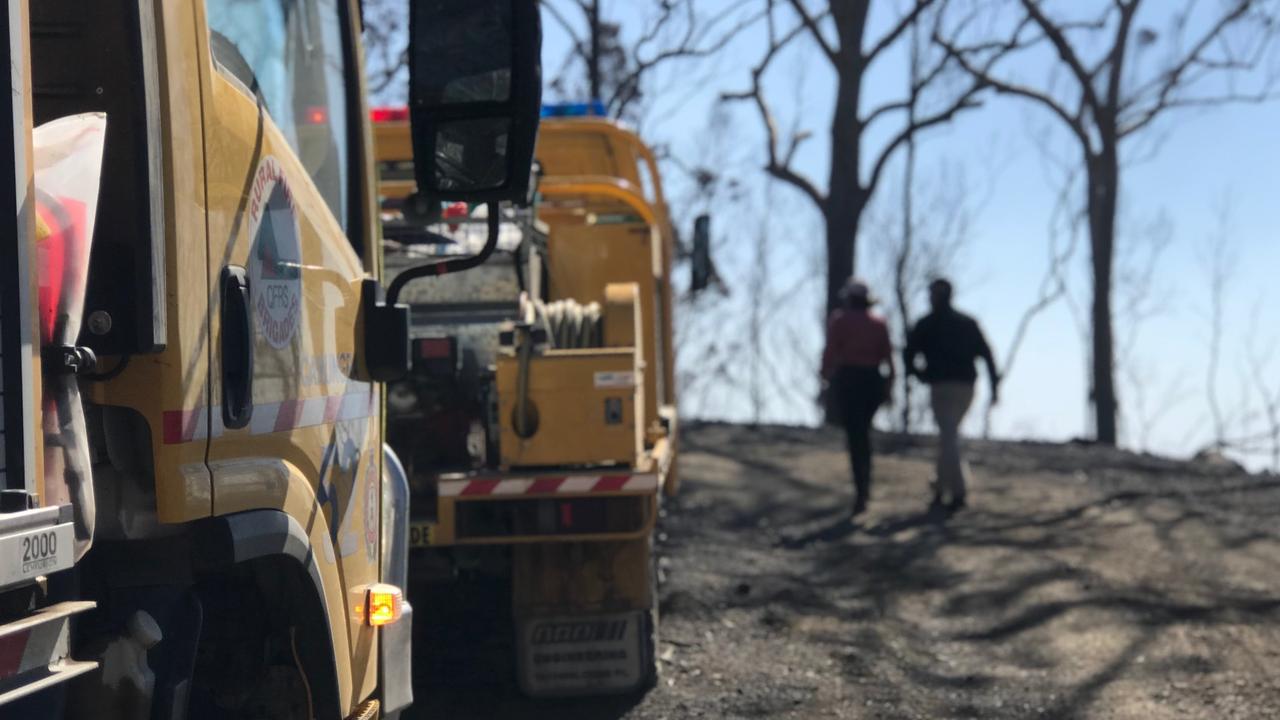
[378,108,708,696]
[0,1,542,718]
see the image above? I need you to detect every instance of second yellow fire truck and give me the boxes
[376,106,702,696]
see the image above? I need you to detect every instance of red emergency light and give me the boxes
[371,107,410,123]
[417,337,453,360]
[412,336,458,377]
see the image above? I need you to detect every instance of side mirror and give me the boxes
[361,280,410,382]
[691,214,712,293]
[408,0,542,205]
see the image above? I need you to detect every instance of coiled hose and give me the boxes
[522,297,604,349]
[512,296,604,438]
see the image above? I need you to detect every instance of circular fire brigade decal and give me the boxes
[364,461,379,562]
[247,156,303,349]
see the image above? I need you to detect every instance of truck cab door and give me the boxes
[193,0,381,711]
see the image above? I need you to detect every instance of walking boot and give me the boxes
[851,496,868,517]
[929,491,945,513]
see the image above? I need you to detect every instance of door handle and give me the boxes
[220,266,254,429]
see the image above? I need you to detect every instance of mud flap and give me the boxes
[379,601,413,717]
[511,538,659,697]
[516,610,652,697]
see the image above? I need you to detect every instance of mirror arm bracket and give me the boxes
[385,202,501,306]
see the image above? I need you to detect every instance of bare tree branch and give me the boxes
[983,162,1083,439]
[1200,195,1238,450]
[611,4,768,116]
[1120,0,1272,136]
[861,49,953,129]
[540,0,588,52]
[1244,298,1280,471]
[864,92,982,206]
[722,15,829,210]
[1019,0,1104,117]
[786,0,838,63]
[935,24,1094,151]
[864,0,938,64]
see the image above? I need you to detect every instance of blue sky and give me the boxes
[536,1,1280,466]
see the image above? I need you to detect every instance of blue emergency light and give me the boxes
[541,101,607,118]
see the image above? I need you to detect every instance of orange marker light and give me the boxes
[364,584,404,627]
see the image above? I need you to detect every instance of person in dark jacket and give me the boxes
[904,278,999,512]
[821,278,895,517]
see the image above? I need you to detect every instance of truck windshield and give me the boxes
[206,0,351,231]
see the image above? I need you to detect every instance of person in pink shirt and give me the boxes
[821,278,896,516]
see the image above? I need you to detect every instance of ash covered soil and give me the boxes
[411,422,1280,719]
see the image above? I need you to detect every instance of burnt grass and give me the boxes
[407,422,1280,719]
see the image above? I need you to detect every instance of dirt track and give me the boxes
[411,422,1280,719]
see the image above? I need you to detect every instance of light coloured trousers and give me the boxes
[930,382,975,500]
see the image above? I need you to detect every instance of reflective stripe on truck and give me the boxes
[0,601,96,706]
[439,473,659,498]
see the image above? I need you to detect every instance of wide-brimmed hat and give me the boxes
[840,277,877,305]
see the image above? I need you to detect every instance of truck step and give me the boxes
[0,601,97,705]
[0,505,67,535]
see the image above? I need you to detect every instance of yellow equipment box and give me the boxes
[496,348,644,468]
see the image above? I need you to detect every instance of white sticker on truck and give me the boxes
[248,156,303,350]
[518,612,645,696]
[0,522,75,588]
[593,371,636,389]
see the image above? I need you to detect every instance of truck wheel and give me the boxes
[188,560,337,720]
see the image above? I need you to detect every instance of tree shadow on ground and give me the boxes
[777,515,861,549]
[777,506,952,550]
[405,688,645,720]
[680,423,1280,718]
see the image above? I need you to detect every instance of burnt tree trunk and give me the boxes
[587,0,602,100]
[825,4,871,317]
[1086,147,1120,445]
[823,189,866,316]
[896,20,922,433]
[893,259,913,431]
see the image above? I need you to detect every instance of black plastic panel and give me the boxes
[30,0,165,356]
[1,5,33,494]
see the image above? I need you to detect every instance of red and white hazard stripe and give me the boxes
[0,628,31,680]
[438,473,659,498]
[161,407,215,446]
[0,626,60,682]
[0,602,89,682]
[162,382,374,444]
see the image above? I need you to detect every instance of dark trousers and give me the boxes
[832,366,886,502]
